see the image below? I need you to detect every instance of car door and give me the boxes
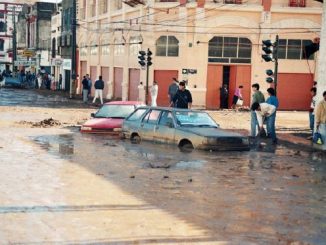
[140,109,161,141]
[154,110,176,145]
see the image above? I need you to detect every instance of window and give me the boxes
[52,38,56,58]
[278,39,314,60]
[0,13,4,19]
[113,0,122,10]
[0,21,6,32]
[127,108,147,121]
[0,39,4,51]
[143,110,161,124]
[101,45,110,55]
[129,36,142,56]
[289,0,306,7]
[159,111,174,127]
[99,0,108,14]
[156,36,179,57]
[224,0,242,4]
[114,39,125,56]
[208,36,252,63]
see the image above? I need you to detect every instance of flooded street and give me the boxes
[0,88,325,244]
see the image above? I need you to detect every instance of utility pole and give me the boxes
[317,1,326,100]
[273,35,279,96]
[12,6,17,72]
[70,0,77,99]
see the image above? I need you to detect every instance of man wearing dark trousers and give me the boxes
[171,81,192,109]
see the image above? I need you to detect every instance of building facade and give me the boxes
[77,0,322,110]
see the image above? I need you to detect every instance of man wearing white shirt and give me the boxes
[150,80,158,106]
[251,102,277,144]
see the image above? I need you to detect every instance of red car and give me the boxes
[80,101,144,134]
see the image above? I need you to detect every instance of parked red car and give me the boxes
[80,101,144,134]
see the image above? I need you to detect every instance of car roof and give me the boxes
[104,101,145,106]
[135,106,205,113]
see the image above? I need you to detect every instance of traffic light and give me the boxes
[266,69,274,83]
[262,40,273,62]
[147,50,152,66]
[138,51,146,66]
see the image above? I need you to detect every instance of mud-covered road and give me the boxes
[0,88,325,244]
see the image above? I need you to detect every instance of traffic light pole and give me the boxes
[145,55,149,105]
[274,35,279,96]
[12,6,17,72]
[70,0,77,99]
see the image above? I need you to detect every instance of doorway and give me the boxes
[220,66,230,109]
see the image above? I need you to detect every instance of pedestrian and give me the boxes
[58,74,62,90]
[220,84,229,109]
[171,81,192,109]
[137,82,145,103]
[86,74,92,98]
[250,83,265,137]
[315,91,326,150]
[150,81,158,106]
[82,76,89,103]
[168,77,179,105]
[51,74,55,90]
[308,87,317,139]
[92,75,104,104]
[313,81,317,88]
[251,102,277,144]
[37,74,42,89]
[232,85,243,110]
[266,88,279,141]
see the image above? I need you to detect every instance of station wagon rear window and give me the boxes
[127,108,147,121]
[175,111,217,127]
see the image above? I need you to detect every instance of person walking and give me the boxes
[250,83,265,137]
[171,81,192,109]
[266,88,279,142]
[251,102,277,144]
[308,87,317,139]
[137,82,145,103]
[58,74,63,90]
[231,85,243,110]
[220,84,229,109]
[315,91,326,150]
[92,75,104,104]
[168,77,179,104]
[86,74,92,98]
[82,76,89,103]
[150,80,158,106]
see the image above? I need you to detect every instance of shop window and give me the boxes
[208,36,252,63]
[156,36,179,57]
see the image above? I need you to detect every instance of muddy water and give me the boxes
[28,130,326,244]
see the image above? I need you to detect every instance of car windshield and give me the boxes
[174,111,218,128]
[95,105,135,118]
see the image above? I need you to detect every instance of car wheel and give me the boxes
[179,140,194,153]
[131,134,141,144]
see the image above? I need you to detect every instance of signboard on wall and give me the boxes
[14,60,36,66]
[62,59,71,70]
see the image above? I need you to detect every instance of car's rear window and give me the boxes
[127,108,147,121]
[95,105,135,118]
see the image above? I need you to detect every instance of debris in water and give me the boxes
[130,175,135,179]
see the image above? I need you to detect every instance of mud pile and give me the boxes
[17,118,61,128]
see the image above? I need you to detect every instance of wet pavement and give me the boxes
[0,88,325,244]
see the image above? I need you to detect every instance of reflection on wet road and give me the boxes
[31,131,326,244]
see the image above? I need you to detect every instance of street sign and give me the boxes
[22,50,35,57]
[14,60,37,66]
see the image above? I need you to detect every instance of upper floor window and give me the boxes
[80,42,87,56]
[278,39,313,60]
[51,38,56,58]
[101,45,110,55]
[156,36,179,57]
[90,41,98,55]
[62,8,72,31]
[99,0,108,14]
[0,13,4,19]
[0,39,4,51]
[113,0,122,10]
[129,36,142,56]
[114,39,125,55]
[289,0,306,7]
[208,36,252,63]
[0,21,6,32]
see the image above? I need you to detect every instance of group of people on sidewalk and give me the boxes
[82,74,105,104]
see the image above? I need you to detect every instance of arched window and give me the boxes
[129,36,142,56]
[156,36,179,57]
[208,36,252,63]
[52,38,56,58]
[0,39,4,51]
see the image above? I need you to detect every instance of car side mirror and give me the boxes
[91,113,95,117]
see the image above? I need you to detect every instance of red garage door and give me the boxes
[206,65,223,109]
[101,66,109,99]
[277,73,314,110]
[90,66,97,96]
[129,68,140,101]
[154,70,178,107]
[114,67,123,100]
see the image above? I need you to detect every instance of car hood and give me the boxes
[83,118,124,129]
[180,127,245,138]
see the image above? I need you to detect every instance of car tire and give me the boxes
[179,140,194,153]
[131,134,141,144]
